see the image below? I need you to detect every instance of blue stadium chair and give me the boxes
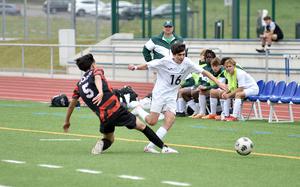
[268,81,286,122]
[269,81,298,123]
[269,81,286,103]
[244,80,265,120]
[248,80,265,102]
[291,85,300,104]
[281,81,298,103]
[258,80,276,102]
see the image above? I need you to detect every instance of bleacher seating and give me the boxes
[268,81,298,123]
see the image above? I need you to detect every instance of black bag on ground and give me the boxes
[51,94,69,107]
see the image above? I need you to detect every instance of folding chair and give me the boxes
[269,81,298,123]
[243,80,265,120]
[268,81,287,123]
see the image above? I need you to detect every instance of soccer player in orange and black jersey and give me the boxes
[73,68,120,124]
[63,54,177,154]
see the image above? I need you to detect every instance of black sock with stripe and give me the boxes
[142,126,164,149]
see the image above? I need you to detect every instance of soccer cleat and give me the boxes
[91,139,104,155]
[144,146,160,154]
[214,115,222,120]
[161,146,178,154]
[192,114,206,119]
[256,48,266,53]
[188,113,197,118]
[176,112,186,117]
[225,116,238,121]
[202,114,217,119]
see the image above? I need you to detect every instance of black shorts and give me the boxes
[100,106,137,134]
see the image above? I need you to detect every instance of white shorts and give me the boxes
[150,96,176,114]
[244,86,259,97]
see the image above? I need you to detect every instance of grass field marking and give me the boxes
[0,184,12,187]
[76,169,102,174]
[166,143,235,153]
[38,164,63,169]
[161,181,191,186]
[118,175,145,180]
[1,126,300,161]
[39,138,81,141]
[288,134,300,138]
[2,160,26,164]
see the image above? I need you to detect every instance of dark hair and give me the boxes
[220,57,232,65]
[75,54,95,72]
[211,57,221,66]
[204,49,216,59]
[171,42,186,55]
[263,16,272,21]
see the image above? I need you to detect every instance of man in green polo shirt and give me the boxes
[142,21,183,62]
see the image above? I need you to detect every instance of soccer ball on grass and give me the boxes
[234,137,254,156]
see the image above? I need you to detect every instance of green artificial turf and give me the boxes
[0,100,299,187]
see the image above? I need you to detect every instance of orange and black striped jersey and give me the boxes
[72,68,120,122]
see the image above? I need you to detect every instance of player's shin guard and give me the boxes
[102,138,112,151]
[142,126,164,149]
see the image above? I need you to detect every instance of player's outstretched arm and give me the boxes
[63,98,78,132]
[128,64,148,71]
[202,70,228,92]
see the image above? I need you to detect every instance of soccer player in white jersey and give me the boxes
[220,58,259,121]
[128,43,228,153]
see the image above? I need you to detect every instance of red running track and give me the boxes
[0,76,153,102]
[0,76,299,121]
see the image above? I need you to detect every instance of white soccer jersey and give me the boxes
[147,56,204,99]
[236,69,257,89]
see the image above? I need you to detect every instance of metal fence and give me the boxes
[1,0,299,41]
[0,43,299,83]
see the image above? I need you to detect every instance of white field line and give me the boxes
[161,181,191,186]
[2,160,26,164]
[38,164,63,169]
[118,175,145,180]
[0,185,11,187]
[39,138,81,141]
[76,169,102,174]
[1,126,300,160]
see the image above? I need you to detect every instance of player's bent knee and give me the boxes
[135,119,146,131]
[147,120,157,126]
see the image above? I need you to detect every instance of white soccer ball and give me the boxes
[234,137,254,156]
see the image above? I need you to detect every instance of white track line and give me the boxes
[76,169,102,174]
[2,160,26,164]
[118,175,145,180]
[38,164,63,169]
[39,139,81,141]
[161,181,191,186]
[0,185,11,187]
